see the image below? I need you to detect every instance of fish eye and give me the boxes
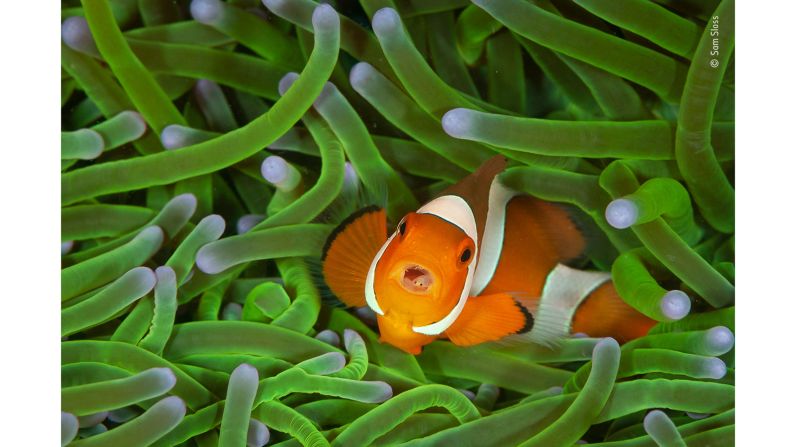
[398,220,407,235]
[460,248,472,263]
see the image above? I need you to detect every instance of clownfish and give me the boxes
[322,156,655,354]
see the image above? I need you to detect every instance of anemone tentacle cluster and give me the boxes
[61,0,734,445]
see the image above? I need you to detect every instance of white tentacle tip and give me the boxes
[349,62,376,90]
[326,352,348,373]
[84,129,105,159]
[232,363,260,383]
[313,82,338,109]
[705,326,734,355]
[61,16,99,57]
[371,8,401,37]
[312,3,339,31]
[315,329,341,347]
[369,382,394,403]
[68,129,104,160]
[660,290,691,320]
[605,198,639,229]
[122,111,148,139]
[61,240,74,256]
[278,72,300,96]
[137,225,165,245]
[261,155,290,185]
[148,367,178,391]
[195,244,223,274]
[161,124,188,150]
[156,396,187,419]
[643,410,673,436]
[702,357,727,380]
[61,16,87,39]
[248,419,270,447]
[200,214,227,238]
[236,214,263,234]
[261,0,286,13]
[442,108,476,139]
[171,193,199,215]
[593,337,620,358]
[155,266,177,287]
[127,266,158,294]
[190,0,224,25]
[61,412,79,447]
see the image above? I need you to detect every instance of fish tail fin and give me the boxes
[321,206,388,308]
[571,282,657,343]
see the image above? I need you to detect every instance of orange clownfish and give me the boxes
[322,156,655,354]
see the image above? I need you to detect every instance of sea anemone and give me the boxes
[61,0,734,445]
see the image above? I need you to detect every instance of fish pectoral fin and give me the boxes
[322,206,387,308]
[444,293,533,347]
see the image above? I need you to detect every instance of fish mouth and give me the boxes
[401,264,434,294]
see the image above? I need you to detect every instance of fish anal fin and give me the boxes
[322,206,387,308]
[444,293,533,347]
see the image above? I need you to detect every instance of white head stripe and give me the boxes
[365,233,396,316]
[527,264,611,347]
[416,195,478,242]
[412,195,478,335]
[470,178,518,296]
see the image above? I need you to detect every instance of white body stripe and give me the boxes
[364,232,396,316]
[412,195,478,335]
[528,264,611,347]
[470,178,518,296]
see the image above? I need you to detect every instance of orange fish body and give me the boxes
[322,156,655,354]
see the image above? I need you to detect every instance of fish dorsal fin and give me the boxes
[440,155,508,242]
[322,206,387,308]
[532,201,587,262]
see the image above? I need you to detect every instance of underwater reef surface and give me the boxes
[61,0,735,445]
